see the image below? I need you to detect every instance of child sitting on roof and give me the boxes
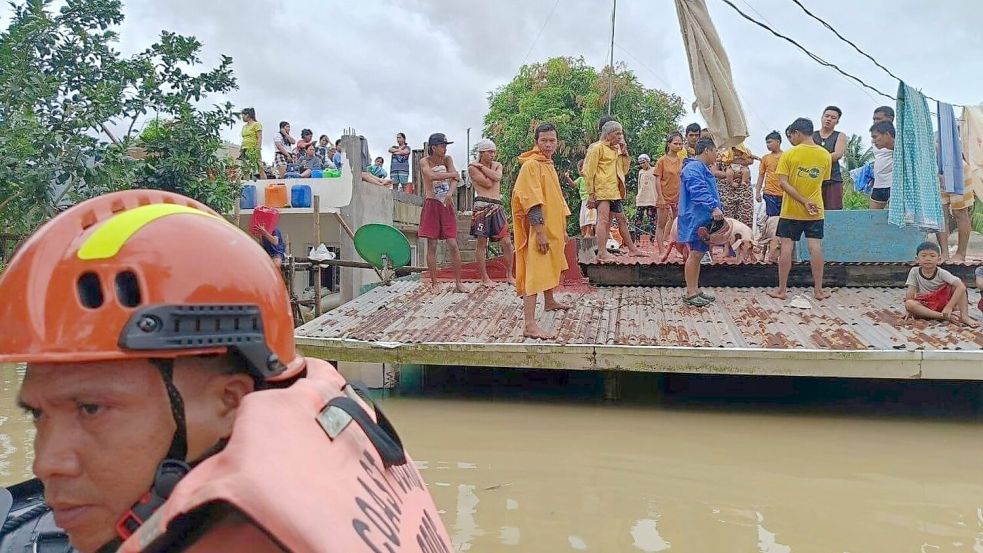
[903,242,980,327]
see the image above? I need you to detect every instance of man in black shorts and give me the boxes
[768,118,833,301]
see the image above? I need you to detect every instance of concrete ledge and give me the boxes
[296,338,983,381]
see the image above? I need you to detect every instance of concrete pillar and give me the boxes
[339,134,395,302]
[603,371,622,401]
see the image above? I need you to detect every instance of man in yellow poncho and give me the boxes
[584,120,645,262]
[512,123,572,340]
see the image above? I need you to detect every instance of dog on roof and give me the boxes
[661,217,757,263]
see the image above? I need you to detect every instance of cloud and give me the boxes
[5,0,982,167]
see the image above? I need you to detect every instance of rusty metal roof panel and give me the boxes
[296,281,983,352]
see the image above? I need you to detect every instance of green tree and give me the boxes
[840,133,873,210]
[842,133,873,172]
[483,57,685,234]
[0,0,240,236]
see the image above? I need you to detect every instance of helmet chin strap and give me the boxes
[111,359,193,542]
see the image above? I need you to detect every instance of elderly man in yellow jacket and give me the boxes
[512,122,572,340]
[585,120,646,261]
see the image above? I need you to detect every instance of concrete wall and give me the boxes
[339,135,395,302]
[796,209,925,262]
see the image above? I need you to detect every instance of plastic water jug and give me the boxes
[291,184,312,208]
[264,183,288,208]
[248,206,280,236]
[311,169,324,179]
[240,184,257,210]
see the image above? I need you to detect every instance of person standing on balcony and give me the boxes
[239,108,264,179]
[389,132,411,191]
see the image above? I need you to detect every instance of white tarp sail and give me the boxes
[675,0,749,148]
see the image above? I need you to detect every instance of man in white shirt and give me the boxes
[869,121,895,209]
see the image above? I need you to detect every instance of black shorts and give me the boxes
[601,199,624,213]
[871,187,891,202]
[776,218,824,241]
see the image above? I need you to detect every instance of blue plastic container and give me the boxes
[290,184,312,208]
[311,169,324,179]
[239,184,257,210]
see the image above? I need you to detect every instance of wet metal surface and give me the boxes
[297,280,983,352]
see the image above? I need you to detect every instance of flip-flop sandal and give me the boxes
[683,294,712,307]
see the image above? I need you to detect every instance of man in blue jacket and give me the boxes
[678,138,724,307]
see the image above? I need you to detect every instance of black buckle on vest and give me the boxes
[115,459,189,540]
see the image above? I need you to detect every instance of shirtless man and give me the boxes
[419,132,467,293]
[468,139,515,286]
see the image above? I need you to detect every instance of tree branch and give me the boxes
[100,122,120,145]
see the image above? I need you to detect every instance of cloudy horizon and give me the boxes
[4,0,981,172]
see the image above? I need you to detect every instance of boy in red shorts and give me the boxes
[420,132,467,292]
[903,242,979,326]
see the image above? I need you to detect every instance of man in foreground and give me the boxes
[512,123,572,340]
[0,190,452,552]
[420,132,467,293]
[769,118,833,301]
[469,139,514,286]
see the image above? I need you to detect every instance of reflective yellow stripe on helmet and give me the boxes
[78,204,221,261]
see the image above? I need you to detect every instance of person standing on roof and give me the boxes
[512,123,572,340]
[769,117,833,302]
[419,132,467,293]
[813,106,847,210]
[0,190,452,553]
[584,120,646,262]
[678,138,724,308]
[469,139,515,287]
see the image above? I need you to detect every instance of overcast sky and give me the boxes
[6,0,982,171]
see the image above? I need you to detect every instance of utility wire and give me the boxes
[519,0,563,66]
[787,0,958,106]
[717,0,896,101]
[606,0,618,114]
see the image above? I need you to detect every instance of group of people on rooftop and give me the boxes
[419,104,980,337]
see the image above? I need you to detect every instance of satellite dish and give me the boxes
[353,224,412,271]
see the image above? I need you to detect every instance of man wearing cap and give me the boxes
[419,132,467,293]
[468,139,514,286]
[584,120,645,261]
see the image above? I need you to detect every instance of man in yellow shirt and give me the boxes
[768,118,832,302]
[755,131,784,217]
[584,120,645,262]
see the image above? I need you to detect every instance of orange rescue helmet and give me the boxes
[0,190,304,381]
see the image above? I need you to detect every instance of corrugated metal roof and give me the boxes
[296,281,983,351]
[583,243,983,266]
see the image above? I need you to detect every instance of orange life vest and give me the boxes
[119,358,452,553]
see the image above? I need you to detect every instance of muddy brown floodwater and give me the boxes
[2,364,983,551]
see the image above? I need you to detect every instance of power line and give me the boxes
[786,0,958,106]
[716,0,896,101]
[606,0,617,114]
[740,0,877,104]
[519,0,563,67]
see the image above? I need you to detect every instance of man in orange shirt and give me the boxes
[755,131,784,217]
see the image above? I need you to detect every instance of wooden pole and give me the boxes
[313,195,322,318]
